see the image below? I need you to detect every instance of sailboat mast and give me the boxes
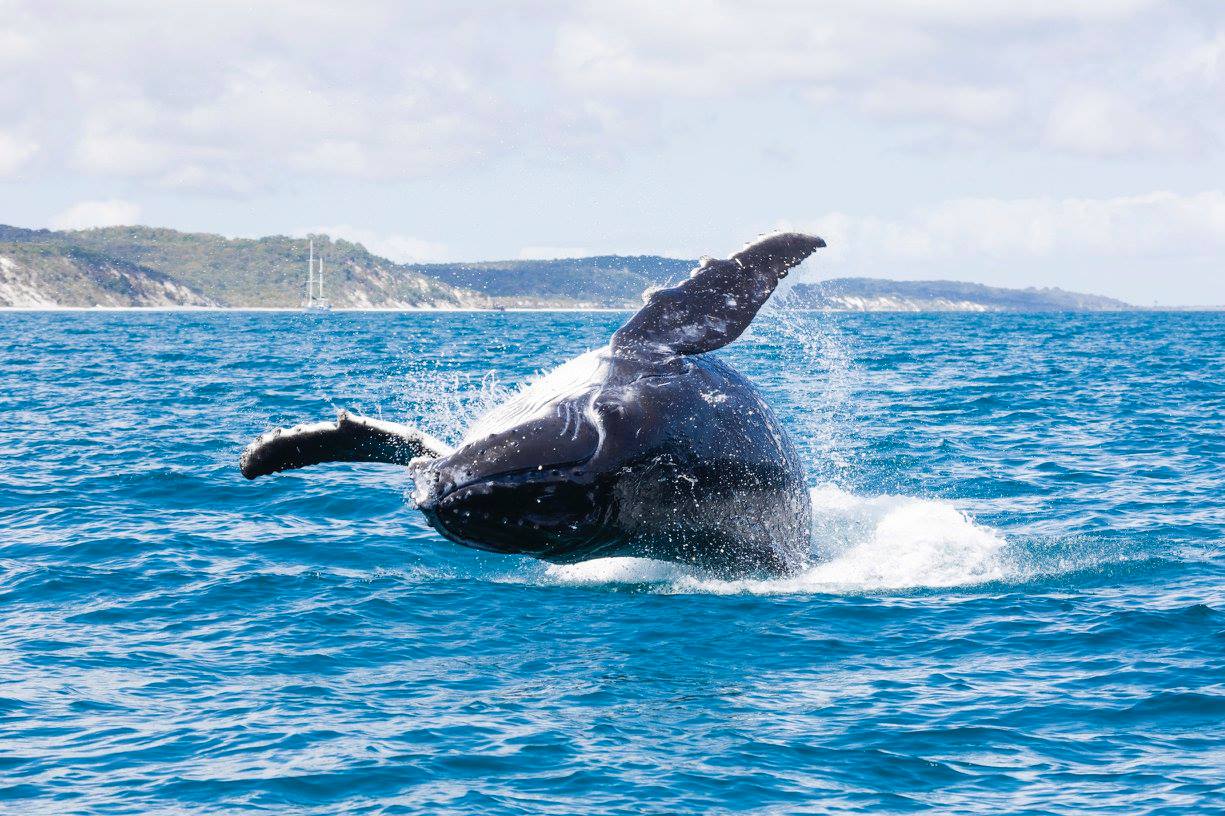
[307,239,315,305]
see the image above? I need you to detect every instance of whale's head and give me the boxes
[409,351,617,559]
[409,417,611,558]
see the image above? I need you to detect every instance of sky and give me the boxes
[2,0,1223,304]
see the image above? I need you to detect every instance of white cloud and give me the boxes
[858,0,1159,24]
[4,0,1220,200]
[554,5,923,96]
[860,81,1018,129]
[49,199,142,230]
[1043,88,1194,156]
[0,132,38,176]
[554,0,1220,156]
[74,129,172,176]
[155,164,255,196]
[301,225,449,264]
[806,191,1225,261]
[5,2,526,193]
[518,246,597,260]
[0,28,37,63]
[1150,31,1225,86]
[787,190,1225,303]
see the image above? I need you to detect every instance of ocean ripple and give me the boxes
[1,310,1223,814]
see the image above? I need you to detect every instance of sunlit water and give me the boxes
[2,310,1223,814]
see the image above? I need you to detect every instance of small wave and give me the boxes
[798,484,1012,591]
[543,557,691,586]
[543,485,1014,595]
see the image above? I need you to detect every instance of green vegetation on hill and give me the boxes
[0,225,481,308]
[412,256,696,307]
[0,242,212,307]
[0,223,1134,311]
[788,277,1133,311]
[50,227,479,308]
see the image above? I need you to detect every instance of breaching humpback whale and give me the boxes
[240,232,825,575]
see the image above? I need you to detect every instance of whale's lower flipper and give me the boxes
[612,232,824,356]
[239,410,453,480]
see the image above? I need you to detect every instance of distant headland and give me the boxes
[0,223,1137,311]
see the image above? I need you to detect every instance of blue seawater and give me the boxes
[2,310,1223,815]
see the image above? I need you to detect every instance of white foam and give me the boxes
[542,484,1013,595]
[543,557,689,585]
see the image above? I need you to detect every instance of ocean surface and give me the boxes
[2,309,1223,815]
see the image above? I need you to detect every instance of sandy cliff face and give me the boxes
[0,246,215,307]
[0,228,491,309]
[1,227,488,309]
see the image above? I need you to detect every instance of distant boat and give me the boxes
[304,239,332,312]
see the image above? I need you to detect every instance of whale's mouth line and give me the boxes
[430,456,596,506]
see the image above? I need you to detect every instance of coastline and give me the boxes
[0,305,638,313]
[2,305,1220,314]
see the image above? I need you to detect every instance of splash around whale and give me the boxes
[240,232,825,576]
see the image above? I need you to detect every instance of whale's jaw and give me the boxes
[416,468,611,560]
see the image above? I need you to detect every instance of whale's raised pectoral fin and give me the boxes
[239,410,453,480]
[611,232,825,356]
